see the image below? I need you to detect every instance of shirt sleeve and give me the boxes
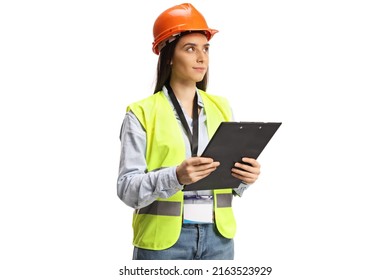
[117,112,183,209]
[233,183,250,197]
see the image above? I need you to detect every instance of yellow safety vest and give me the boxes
[127,90,237,250]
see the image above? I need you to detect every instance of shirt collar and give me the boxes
[162,85,204,108]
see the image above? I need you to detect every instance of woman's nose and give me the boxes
[197,51,205,63]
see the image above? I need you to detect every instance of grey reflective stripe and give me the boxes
[216,193,232,208]
[137,201,181,216]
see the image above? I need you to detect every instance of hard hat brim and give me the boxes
[153,28,218,55]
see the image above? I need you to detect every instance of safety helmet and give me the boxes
[152,3,218,55]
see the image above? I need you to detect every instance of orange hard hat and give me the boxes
[152,3,218,55]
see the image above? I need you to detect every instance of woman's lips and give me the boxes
[193,67,206,72]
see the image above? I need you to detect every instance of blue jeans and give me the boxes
[132,224,234,260]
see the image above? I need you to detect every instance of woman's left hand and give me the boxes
[231,157,261,185]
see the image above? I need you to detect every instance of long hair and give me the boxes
[153,32,209,94]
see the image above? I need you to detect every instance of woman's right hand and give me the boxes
[176,157,220,185]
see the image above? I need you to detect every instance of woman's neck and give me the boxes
[169,81,196,105]
[168,80,198,118]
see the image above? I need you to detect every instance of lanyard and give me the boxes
[166,84,199,157]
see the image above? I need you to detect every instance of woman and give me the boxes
[117,3,260,260]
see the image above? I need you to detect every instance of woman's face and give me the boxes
[170,32,209,85]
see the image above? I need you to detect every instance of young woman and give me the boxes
[117,3,260,260]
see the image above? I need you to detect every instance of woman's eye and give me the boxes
[186,47,195,52]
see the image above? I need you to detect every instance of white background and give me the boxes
[1,0,389,279]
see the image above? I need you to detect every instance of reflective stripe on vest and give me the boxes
[138,201,181,216]
[216,193,233,208]
[138,194,232,215]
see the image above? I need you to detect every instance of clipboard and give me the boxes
[184,122,282,191]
